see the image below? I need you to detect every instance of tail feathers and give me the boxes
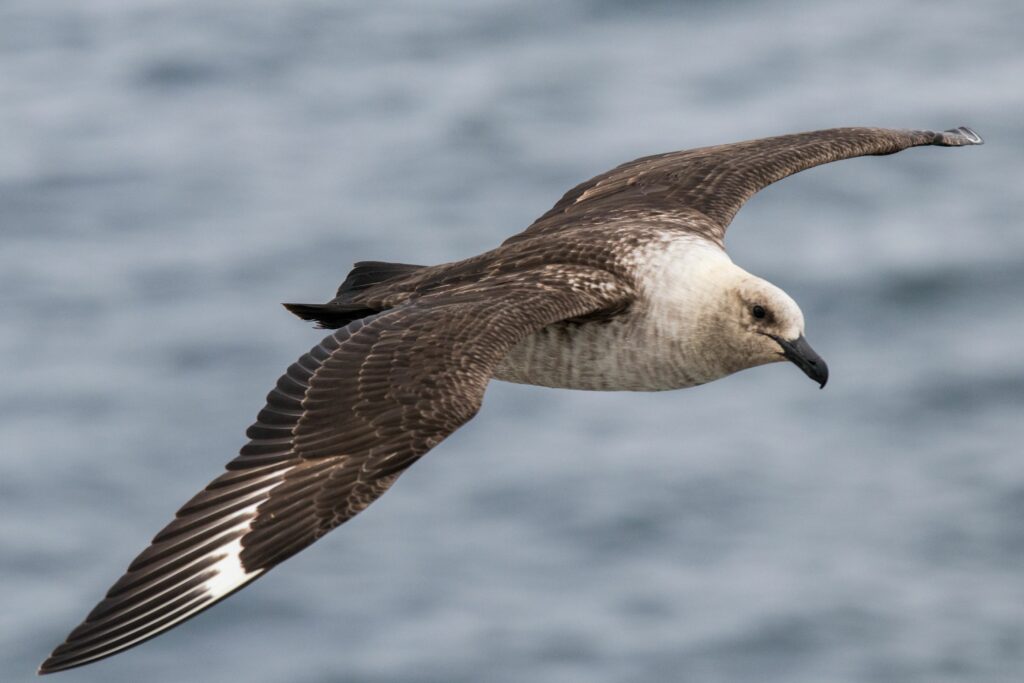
[336,261,424,297]
[286,261,423,329]
[282,302,378,329]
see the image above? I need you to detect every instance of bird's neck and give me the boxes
[636,239,754,384]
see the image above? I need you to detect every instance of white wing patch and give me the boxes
[39,473,287,673]
[201,515,266,601]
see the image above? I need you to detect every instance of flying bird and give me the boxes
[40,125,982,673]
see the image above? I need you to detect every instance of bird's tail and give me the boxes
[281,302,378,329]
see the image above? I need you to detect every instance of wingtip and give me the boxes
[37,651,60,675]
[936,126,984,146]
[38,650,82,675]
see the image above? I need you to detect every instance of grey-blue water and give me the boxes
[2,1,1022,681]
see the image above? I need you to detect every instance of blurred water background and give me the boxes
[2,1,1023,681]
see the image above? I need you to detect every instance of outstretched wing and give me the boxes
[40,266,631,674]
[513,126,983,244]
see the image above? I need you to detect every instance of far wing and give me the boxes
[40,265,632,674]
[512,126,982,244]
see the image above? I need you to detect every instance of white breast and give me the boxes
[492,237,740,391]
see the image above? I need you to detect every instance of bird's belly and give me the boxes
[491,319,708,392]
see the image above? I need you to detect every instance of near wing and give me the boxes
[40,266,630,674]
[513,126,983,244]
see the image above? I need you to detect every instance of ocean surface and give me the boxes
[2,1,1022,681]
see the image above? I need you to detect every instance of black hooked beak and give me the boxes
[771,335,829,388]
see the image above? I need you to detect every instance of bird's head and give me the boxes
[716,273,829,388]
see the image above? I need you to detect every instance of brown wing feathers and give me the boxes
[41,268,630,674]
[522,126,983,239]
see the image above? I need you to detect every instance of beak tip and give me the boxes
[813,364,829,389]
[773,334,828,390]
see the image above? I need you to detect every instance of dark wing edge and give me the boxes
[514,125,983,243]
[39,265,632,675]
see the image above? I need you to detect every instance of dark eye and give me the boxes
[751,305,767,319]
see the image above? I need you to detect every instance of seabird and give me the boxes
[40,125,982,674]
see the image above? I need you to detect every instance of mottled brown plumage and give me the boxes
[41,126,981,674]
[513,125,982,244]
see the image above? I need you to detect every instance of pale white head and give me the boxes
[724,273,827,386]
[674,253,829,387]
